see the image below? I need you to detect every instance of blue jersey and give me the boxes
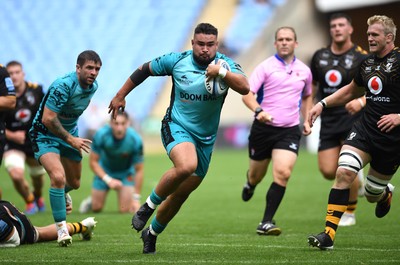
[150,51,245,144]
[91,125,144,177]
[30,71,98,137]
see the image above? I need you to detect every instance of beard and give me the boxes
[193,53,215,67]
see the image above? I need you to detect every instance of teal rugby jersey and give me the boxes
[91,125,143,176]
[150,51,245,144]
[31,71,98,136]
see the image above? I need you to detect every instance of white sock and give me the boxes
[149,225,158,236]
[146,197,157,209]
[56,221,69,237]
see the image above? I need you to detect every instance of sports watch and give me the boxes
[254,107,263,117]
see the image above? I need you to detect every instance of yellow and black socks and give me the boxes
[346,200,357,214]
[68,222,87,235]
[325,188,349,241]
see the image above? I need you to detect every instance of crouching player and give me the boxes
[0,200,97,247]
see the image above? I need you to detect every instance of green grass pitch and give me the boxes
[1,148,399,264]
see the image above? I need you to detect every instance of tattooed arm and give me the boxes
[42,106,91,153]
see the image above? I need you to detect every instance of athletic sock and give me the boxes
[346,200,357,214]
[325,188,349,241]
[262,182,286,222]
[49,187,66,222]
[146,189,165,209]
[150,216,166,235]
[56,221,70,237]
[67,222,86,235]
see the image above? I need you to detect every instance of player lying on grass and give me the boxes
[0,200,96,247]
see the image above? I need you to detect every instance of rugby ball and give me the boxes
[205,59,231,96]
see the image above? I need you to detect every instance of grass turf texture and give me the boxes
[1,149,399,264]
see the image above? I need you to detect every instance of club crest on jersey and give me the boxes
[344,54,354,69]
[325,70,342,87]
[368,76,383,95]
[384,63,393,73]
[15,108,32,123]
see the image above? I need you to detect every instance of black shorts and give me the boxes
[248,120,301,161]
[344,121,400,175]
[319,111,361,151]
[0,200,37,244]
[4,142,35,157]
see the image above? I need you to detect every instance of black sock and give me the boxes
[262,182,285,222]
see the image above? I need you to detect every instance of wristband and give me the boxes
[319,99,327,108]
[218,67,228,78]
[357,98,365,108]
[133,193,141,201]
[102,174,112,185]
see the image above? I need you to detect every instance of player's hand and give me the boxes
[108,178,123,190]
[307,103,323,127]
[108,94,126,119]
[377,114,400,133]
[256,111,273,123]
[10,130,26,145]
[68,136,92,154]
[205,64,220,81]
[345,98,363,115]
[302,121,312,136]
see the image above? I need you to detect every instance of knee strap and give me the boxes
[338,150,363,173]
[365,175,389,197]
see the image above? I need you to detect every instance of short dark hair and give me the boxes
[6,60,22,68]
[329,13,352,25]
[194,23,218,37]
[77,50,102,67]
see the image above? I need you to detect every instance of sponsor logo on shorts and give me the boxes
[289,143,298,150]
[347,132,356,140]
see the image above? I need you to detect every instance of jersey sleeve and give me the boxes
[0,67,16,97]
[150,52,183,76]
[45,80,71,113]
[310,51,319,83]
[353,60,366,87]
[249,62,266,94]
[303,68,313,97]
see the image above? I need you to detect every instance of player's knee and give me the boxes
[338,150,363,174]
[176,164,197,178]
[68,180,80,190]
[118,207,129,213]
[9,169,25,182]
[364,175,389,202]
[92,207,103,213]
[274,168,291,183]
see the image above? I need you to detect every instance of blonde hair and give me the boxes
[367,15,397,42]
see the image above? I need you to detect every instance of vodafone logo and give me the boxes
[368,76,383,95]
[325,70,342,87]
